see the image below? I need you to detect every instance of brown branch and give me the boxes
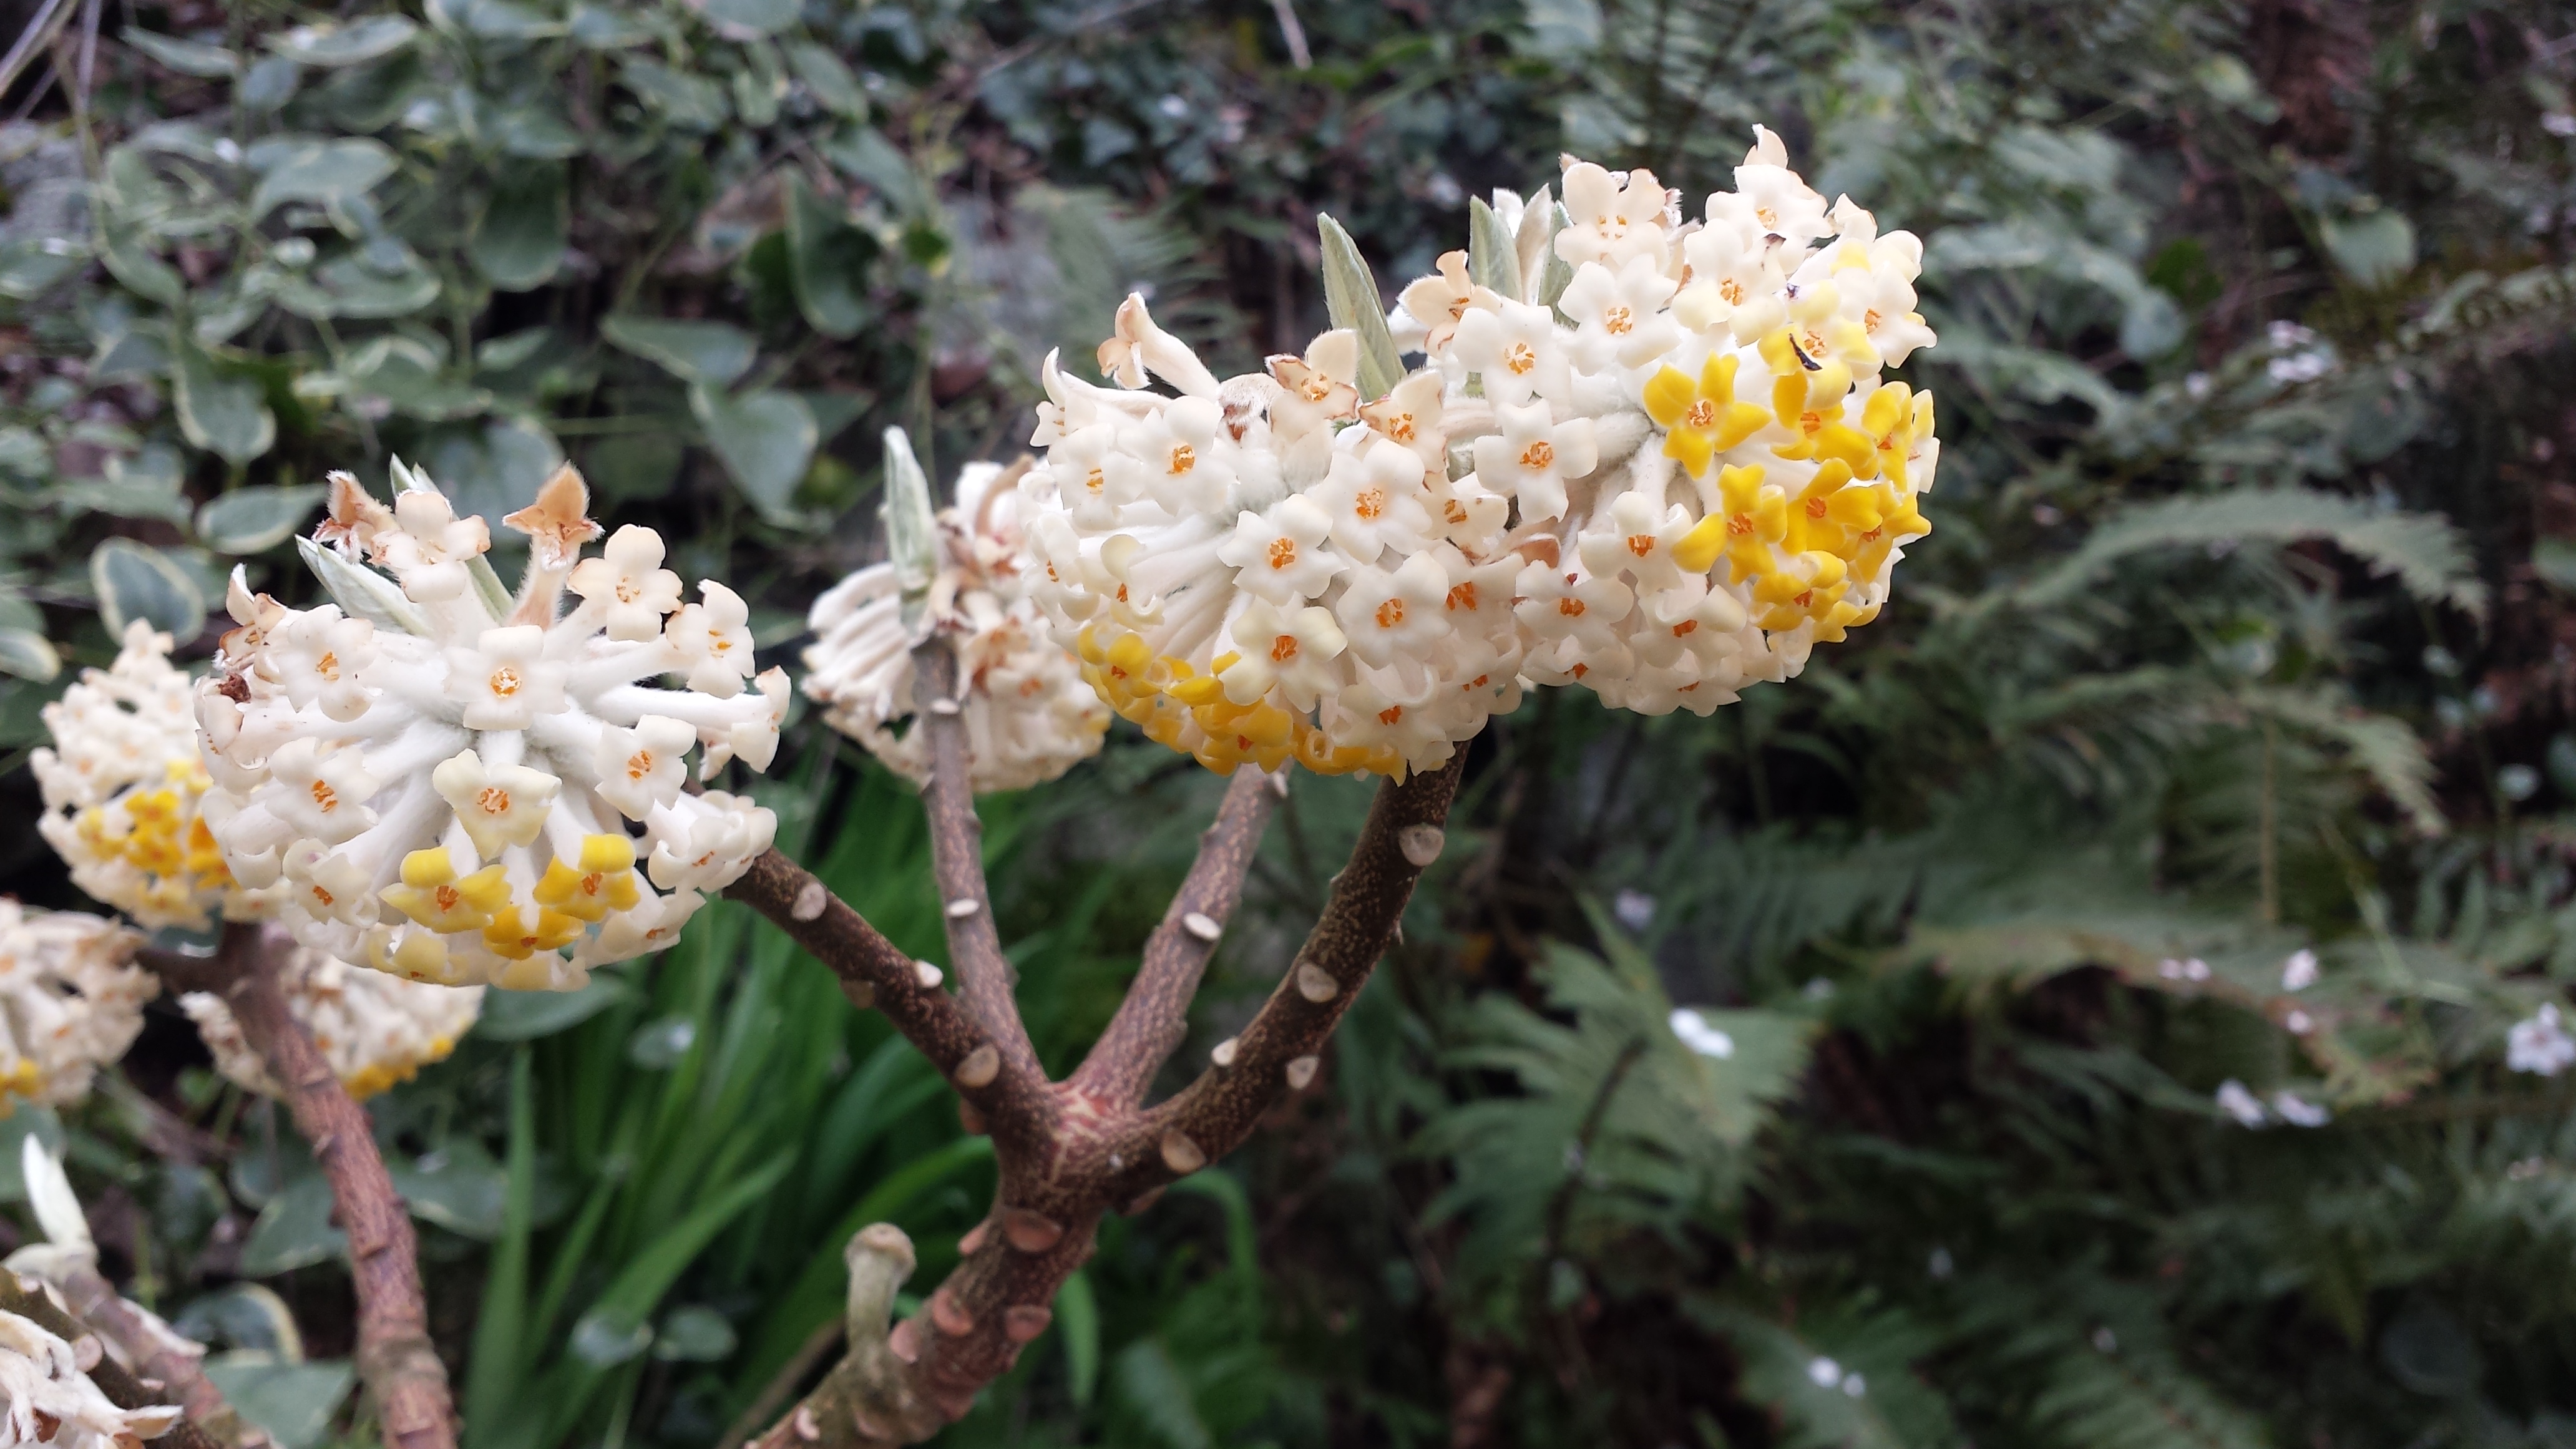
[1092,754,1465,1208]
[1068,767,1280,1108]
[52,1264,269,1448]
[150,926,456,1449]
[0,1269,236,1449]
[909,644,1047,1098]
[739,755,1467,1447]
[722,849,1058,1150]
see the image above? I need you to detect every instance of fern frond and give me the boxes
[2018,490,2487,617]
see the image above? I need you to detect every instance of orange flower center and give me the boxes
[1686,399,1717,429]
[627,750,654,782]
[1504,341,1538,376]
[1267,538,1297,570]
[1378,705,1403,726]
[1169,443,1197,474]
[1719,278,1746,305]
[489,666,522,697]
[1603,305,1632,335]
[1446,582,1478,612]
[310,781,338,812]
[1355,487,1385,520]
[1375,598,1405,629]
[1627,535,1654,557]
[477,786,510,816]
[316,651,340,680]
[1805,497,1828,519]
[1521,440,1556,470]
[1673,619,1699,636]
[1558,597,1586,618]
[1271,634,1299,662]
[1728,514,1755,536]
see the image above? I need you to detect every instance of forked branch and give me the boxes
[723,738,1467,1446]
[142,926,456,1449]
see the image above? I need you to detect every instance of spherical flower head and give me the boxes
[803,459,1110,793]
[196,462,785,990]
[0,1300,182,1447]
[1022,140,1937,781]
[0,901,156,1111]
[33,622,255,929]
[182,947,482,1101]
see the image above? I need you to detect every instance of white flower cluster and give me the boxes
[32,624,247,930]
[0,903,155,1113]
[803,459,1109,792]
[195,463,786,991]
[0,1307,178,1449]
[1017,130,1937,778]
[182,949,482,1101]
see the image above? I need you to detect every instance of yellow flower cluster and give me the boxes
[34,623,248,929]
[1073,627,1413,777]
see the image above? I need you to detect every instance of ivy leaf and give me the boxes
[0,238,87,299]
[567,2,655,47]
[691,386,815,519]
[784,178,874,338]
[620,59,729,130]
[173,341,277,464]
[784,41,866,119]
[197,485,326,554]
[199,1357,354,1449]
[693,0,798,35]
[122,29,240,77]
[2321,208,2416,289]
[248,139,398,220]
[471,163,567,291]
[602,316,756,388]
[0,630,60,683]
[462,0,567,39]
[265,16,419,66]
[91,539,207,638]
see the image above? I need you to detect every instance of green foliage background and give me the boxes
[4,0,2576,1444]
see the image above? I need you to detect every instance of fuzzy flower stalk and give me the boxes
[1020,130,1937,778]
[196,462,786,990]
[803,434,1109,792]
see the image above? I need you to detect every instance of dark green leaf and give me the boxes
[123,29,239,77]
[472,163,567,291]
[602,316,756,387]
[620,59,728,130]
[692,386,816,518]
[784,178,874,338]
[239,1174,343,1275]
[248,139,398,218]
[1317,213,1403,402]
[476,978,632,1042]
[200,1357,355,1449]
[695,0,798,35]
[785,41,866,119]
[265,17,419,66]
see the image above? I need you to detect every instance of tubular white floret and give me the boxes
[182,947,482,1100]
[1022,131,1940,779]
[0,902,155,1111]
[0,1302,180,1448]
[803,460,1110,793]
[195,464,785,990]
